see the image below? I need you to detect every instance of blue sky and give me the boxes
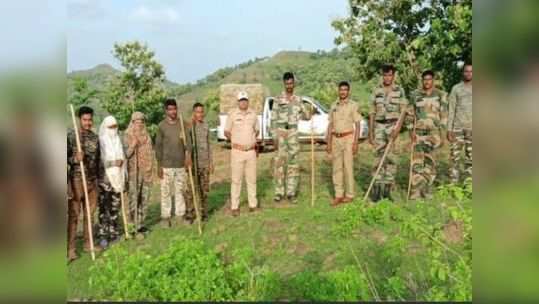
[68,0,349,84]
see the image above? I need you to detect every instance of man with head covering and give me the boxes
[97,115,126,248]
[124,111,154,237]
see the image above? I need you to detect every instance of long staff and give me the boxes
[69,104,96,261]
[363,110,406,201]
[179,114,203,235]
[407,115,417,201]
[311,118,315,207]
[119,192,130,239]
[128,91,139,232]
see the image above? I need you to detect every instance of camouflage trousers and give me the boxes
[449,129,472,184]
[184,167,210,220]
[373,121,399,185]
[161,168,187,219]
[128,176,151,231]
[273,128,300,197]
[410,129,442,200]
[97,181,122,241]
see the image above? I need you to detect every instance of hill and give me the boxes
[68,48,373,126]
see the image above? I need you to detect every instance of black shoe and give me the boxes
[286,194,297,203]
[383,184,393,201]
[274,195,283,202]
[370,184,381,202]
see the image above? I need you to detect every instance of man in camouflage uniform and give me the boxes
[67,106,101,261]
[184,103,214,221]
[327,81,362,206]
[368,65,408,201]
[408,70,449,200]
[271,72,312,203]
[125,111,154,236]
[448,63,472,184]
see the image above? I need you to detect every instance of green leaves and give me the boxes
[333,0,472,93]
[88,239,234,301]
[101,41,167,138]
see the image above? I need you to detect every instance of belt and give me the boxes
[332,130,354,138]
[232,143,256,151]
[415,129,431,135]
[277,123,297,130]
[376,118,398,123]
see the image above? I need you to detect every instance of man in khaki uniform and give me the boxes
[327,81,362,206]
[225,91,259,217]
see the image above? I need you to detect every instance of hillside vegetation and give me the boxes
[68,49,374,127]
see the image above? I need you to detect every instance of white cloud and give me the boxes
[129,5,179,26]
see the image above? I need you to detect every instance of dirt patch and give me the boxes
[214,242,228,254]
[294,242,311,256]
[443,220,464,244]
[322,252,337,271]
[264,219,286,233]
[370,229,388,245]
[273,202,296,209]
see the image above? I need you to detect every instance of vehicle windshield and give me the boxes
[303,98,328,113]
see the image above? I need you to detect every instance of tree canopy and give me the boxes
[332,0,472,93]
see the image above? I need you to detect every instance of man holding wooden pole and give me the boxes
[67,105,100,261]
[155,98,193,227]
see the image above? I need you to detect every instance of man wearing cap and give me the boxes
[224,91,259,217]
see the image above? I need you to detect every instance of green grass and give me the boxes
[67,141,470,301]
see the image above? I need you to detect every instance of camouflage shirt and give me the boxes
[186,120,212,169]
[369,84,408,121]
[448,81,472,131]
[270,92,312,136]
[67,128,100,182]
[409,88,449,131]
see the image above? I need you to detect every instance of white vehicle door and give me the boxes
[298,98,328,137]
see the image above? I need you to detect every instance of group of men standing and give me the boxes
[66,64,472,261]
[67,99,215,261]
[327,63,472,205]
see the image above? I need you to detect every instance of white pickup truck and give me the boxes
[216,95,368,148]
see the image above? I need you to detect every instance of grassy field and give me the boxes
[67,140,471,301]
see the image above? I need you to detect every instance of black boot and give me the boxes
[383,184,393,201]
[370,184,381,202]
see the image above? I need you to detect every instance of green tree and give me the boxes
[70,77,98,108]
[332,0,472,93]
[102,41,167,137]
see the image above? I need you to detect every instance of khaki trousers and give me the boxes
[230,149,257,210]
[332,135,355,198]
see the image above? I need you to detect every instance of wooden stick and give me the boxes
[407,116,417,201]
[128,91,139,231]
[69,104,96,261]
[311,118,315,207]
[363,110,407,202]
[179,114,202,235]
[119,191,130,239]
